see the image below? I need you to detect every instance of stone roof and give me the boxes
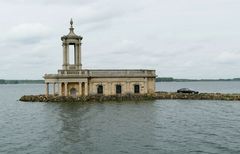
[61,19,82,40]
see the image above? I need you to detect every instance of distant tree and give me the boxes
[233,78,240,81]
[0,79,5,84]
[156,77,174,82]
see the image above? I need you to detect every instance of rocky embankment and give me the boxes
[19,92,240,103]
[19,94,156,103]
[155,92,240,101]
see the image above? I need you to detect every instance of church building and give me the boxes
[44,19,156,97]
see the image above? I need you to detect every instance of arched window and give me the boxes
[116,84,122,94]
[134,84,140,94]
[97,85,103,94]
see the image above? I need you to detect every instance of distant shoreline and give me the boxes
[0,80,44,84]
[156,77,240,82]
[1,78,240,84]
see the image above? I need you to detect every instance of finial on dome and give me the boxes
[70,18,73,28]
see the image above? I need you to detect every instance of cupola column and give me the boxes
[66,44,69,65]
[62,42,68,70]
[75,43,82,69]
[79,43,82,68]
[74,44,77,65]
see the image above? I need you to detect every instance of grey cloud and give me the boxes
[1,0,240,79]
[3,0,97,6]
[214,51,240,65]
[0,23,52,45]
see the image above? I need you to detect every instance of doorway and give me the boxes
[134,85,140,94]
[97,85,103,94]
[70,88,77,97]
[116,85,122,94]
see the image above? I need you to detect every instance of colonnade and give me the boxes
[45,82,88,96]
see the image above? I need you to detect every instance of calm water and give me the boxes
[1,82,240,154]
[158,81,240,93]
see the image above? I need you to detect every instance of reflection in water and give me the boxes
[47,103,98,153]
[44,102,160,154]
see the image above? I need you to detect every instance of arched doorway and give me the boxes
[70,88,77,97]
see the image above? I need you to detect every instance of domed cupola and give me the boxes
[61,19,82,70]
[61,19,82,40]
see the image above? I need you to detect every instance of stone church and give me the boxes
[44,19,156,97]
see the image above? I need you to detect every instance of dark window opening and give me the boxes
[134,85,140,94]
[116,85,122,94]
[97,85,103,94]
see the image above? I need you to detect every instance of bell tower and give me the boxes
[61,19,83,70]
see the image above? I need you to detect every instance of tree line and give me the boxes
[156,77,240,82]
[0,80,44,84]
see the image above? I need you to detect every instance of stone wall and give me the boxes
[155,92,240,101]
[19,94,155,103]
[89,77,149,95]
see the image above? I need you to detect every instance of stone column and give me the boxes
[78,82,82,96]
[53,83,56,95]
[74,44,77,65]
[66,44,69,65]
[79,43,82,69]
[59,82,62,96]
[63,45,65,65]
[84,82,88,96]
[76,44,80,68]
[46,83,49,96]
[63,43,68,69]
[64,82,68,96]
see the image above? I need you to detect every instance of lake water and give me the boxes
[158,81,240,93]
[1,82,240,154]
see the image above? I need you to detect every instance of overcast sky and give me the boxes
[1,0,240,79]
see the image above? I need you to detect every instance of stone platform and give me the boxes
[19,92,240,103]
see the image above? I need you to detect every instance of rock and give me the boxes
[19,92,240,103]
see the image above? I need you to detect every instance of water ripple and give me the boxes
[1,84,240,153]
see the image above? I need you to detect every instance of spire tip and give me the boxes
[70,18,73,28]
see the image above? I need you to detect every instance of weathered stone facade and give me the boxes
[44,19,156,97]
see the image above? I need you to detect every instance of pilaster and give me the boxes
[144,78,148,93]
[127,81,130,93]
[46,83,49,96]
